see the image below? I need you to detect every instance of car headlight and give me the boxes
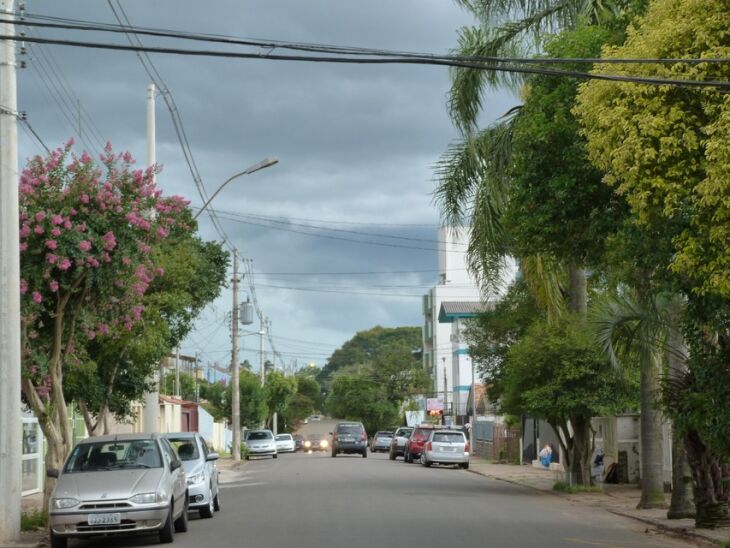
[187,473,205,485]
[304,441,311,448]
[52,498,79,509]
[320,440,329,448]
[130,492,163,504]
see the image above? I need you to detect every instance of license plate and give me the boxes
[88,513,121,525]
[341,437,354,442]
[440,447,457,452]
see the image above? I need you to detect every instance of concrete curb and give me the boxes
[608,510,725,547]
[467,467,725,547]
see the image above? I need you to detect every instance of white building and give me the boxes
[421,227,481,414]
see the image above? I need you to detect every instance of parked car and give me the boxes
[370,431,394,453]
[163,432,221,518]
[403,425,436,463]
[275,433,296,453]
[47,433,188,547]
[331,422,367,458]
[244,430,278,459]
[303,434,329,452]
[293,434,304,451]
[420,429,470,469]
[388,427,413,460]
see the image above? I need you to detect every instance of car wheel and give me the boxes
[159,502,175,543]
[461,462,470,470]
[331,450,337,458]
[389,450,396,461]
[362,450,367,458]
[245,455,250,460]
[273,454,278,459]
[421,454,432,467]
[174,495,189,532]
[404,451,411,463]
[200,487,214,519]
[213,488,222,512]
[49,531,67,548]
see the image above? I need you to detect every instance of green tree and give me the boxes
[502,314,635,484]
[325,374,399,435]
[222,370,267,429]
[264,371,298,429]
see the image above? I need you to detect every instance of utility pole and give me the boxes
[174,346,180,398]
[470,356,476,453]
[259,317,265,387]
[0,0,21,541]
[443,359,448,426]
[231,250,241,460]
[143,83,159,433]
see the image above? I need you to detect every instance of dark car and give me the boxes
[403,425,436,463]
[293,434,304,452]
[303,434,329,452]
[388,427,414,460]
[331,422,367,458]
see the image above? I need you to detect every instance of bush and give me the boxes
[240,443,250,460]
[21,510,47,531]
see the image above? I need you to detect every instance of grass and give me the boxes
[553,481,603,494]
[21,510,47,531]
[721,541,730,548]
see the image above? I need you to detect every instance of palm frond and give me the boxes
[519,254,567,321]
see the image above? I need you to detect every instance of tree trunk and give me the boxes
[568,264,587,315]
[571,416,594,486]
[638,351,666,509]
[685,430,730,528]
[666,325,695,519]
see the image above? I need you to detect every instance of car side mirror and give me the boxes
[46,468,59,478]
[206,452,219,462]
[170,459,182,471]
[329,432,333,436]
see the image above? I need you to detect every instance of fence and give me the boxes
[474,421,520,463]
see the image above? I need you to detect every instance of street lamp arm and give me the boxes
[192,157,278,221]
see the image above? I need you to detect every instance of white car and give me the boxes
[244,430,278,459]
[275,434,295,453]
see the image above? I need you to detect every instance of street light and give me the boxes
[192,157,278,221]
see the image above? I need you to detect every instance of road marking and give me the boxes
[563,539,627,547]
[220,481,266,489]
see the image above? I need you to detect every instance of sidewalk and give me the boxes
[468,461,730,547]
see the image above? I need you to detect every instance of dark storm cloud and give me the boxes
[19,0,516,367]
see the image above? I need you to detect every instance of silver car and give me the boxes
[47,433,188,547]
[244,429,278,459]
[164,432,221,518]
[388,427,413,460]
[420,429,470,469]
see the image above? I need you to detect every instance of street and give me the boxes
[63,450,692,548]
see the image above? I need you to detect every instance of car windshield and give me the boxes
[64,439,162,472]
[433,432,465,443]
[396,429,413,437]
[166,437,199,461]
[276,435,292,441]
[248,431,273,441]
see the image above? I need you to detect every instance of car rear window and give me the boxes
[433,432,466,443]
[413,428,433,439]
[276,434,292,441]
[337,425,363,435]
[396,428,413,437]
[376,432,393,437]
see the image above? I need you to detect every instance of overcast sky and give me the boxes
[19,0,516,376]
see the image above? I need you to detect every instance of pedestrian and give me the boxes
[539,443,552,468]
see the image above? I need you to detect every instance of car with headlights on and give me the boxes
[370,431,394,453]
[388,426,413,460]
[303,434,329,452]
[47,433,188,547]
[420,429,470,468]
[331,422,367,458]
[163,432,221,518]
[275,433,296,453]
[244,429,278,459]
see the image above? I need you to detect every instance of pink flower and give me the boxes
[79,240,91,252]
[87,257,100,268]
[156,227,169,238]
[45,239,58,250]
[20,279,27,294]
[34,225,44,235]
[98,323,110,335]
[49,280,59,293]
[102,231,116,251]
[87,330,96,340]
[81,151,91,163]
[63,220,72,230]
[35,211,46,222]
[19,224,30,238]
[46,253,57,264]
[122,257,131,266]
[69,208,77,216]
[31,291,42,304]
[51,214,63,225]
[58,258,71,271]
[51,227,61,237]
[75,222,87,233]
[19,242,27,252]
[80,194,89,204]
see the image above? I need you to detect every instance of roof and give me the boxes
[438,301,490,323]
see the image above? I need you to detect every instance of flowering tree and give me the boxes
[19,140,190,489]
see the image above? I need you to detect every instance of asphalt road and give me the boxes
[66,444,695,548]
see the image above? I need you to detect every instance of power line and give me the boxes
[254,268,459,276]
[4,33,729,90]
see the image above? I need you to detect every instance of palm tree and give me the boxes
[593,291,685,509]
